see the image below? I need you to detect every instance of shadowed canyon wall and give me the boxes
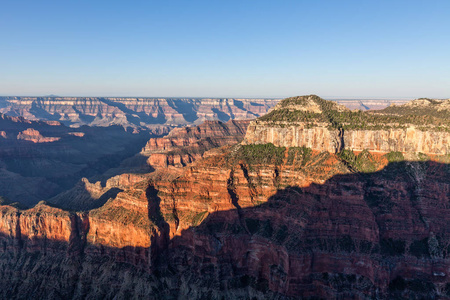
[0,113,151,206]
[1,149,450,299]
[0,95,449,299]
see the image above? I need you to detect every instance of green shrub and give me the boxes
[385,151,404,162]
[232,143,286,167]
[259,95,450,131]
[192,211,208,226]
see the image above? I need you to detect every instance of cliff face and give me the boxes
[245,95,450,155]
[142,119,250,168]
[158,154,450,299]
[0,147,449,299]
[0,96,278,129]
[245,122,450,154]
[0,96,449,299]
[245,123,341,153]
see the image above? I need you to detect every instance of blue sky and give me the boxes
[1,0,449,98]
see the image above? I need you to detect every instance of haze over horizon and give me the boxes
[1,0,449,98]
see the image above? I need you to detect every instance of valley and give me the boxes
[0,95,449,298]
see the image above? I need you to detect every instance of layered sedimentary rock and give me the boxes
[0,96,279,129]
[245,95,450,155]
[0,95,449,299]
[142,119,250,167]
[245,123,450,154]
[1,145,449,299]
[151,150,450,299]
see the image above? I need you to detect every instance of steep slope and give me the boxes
[46,119,251,211]
[0,147,449,299]
[245,95,450,154]
[0,95,449,299]
[142,119,250,167]
[0,113,151,207]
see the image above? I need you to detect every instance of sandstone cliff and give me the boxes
[244,95,450,155]
[0,146,449,299]
[17,128,61,143]
[0,96,449,299]
[142,119,250,168]
[245,123,450,154]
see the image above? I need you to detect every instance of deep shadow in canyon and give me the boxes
[0,124,155,207]
[0,160,449,299]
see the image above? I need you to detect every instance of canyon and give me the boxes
[0,95,449,299]
[0,113,151,207]
[0,97,279,130]
[0,96,409,131]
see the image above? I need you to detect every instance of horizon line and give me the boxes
[0,94,440,101]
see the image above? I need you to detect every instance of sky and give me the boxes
[1,0,449,98]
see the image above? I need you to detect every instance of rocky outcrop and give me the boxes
[0,95,449,299]
[343,127,450,154]
[0,146,449,298]
[245,122,450,154]
[48,174,149,211]
[244,123,341,152]
[0,181,153,263]
[244,95,450,155]
[140,148,450,299]
[0,202,73,253]
[142,120,250,167]
[17,128,61,143]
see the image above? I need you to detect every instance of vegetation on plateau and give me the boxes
[229,143,286,166]
[337,149,378,173]
[259,95,450,131]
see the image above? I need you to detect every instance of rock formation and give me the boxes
[0,96,279,130]
[0,95,449,299]
[244,95,450,155]
[142,119,250,168]
[0,113,151,206]
[17,128,61,143]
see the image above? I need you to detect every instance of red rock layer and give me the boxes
[142,120,250,167]
[153,151,450,298]
[0,147,449,298]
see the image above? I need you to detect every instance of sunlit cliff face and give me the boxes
[0,95,449,299]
